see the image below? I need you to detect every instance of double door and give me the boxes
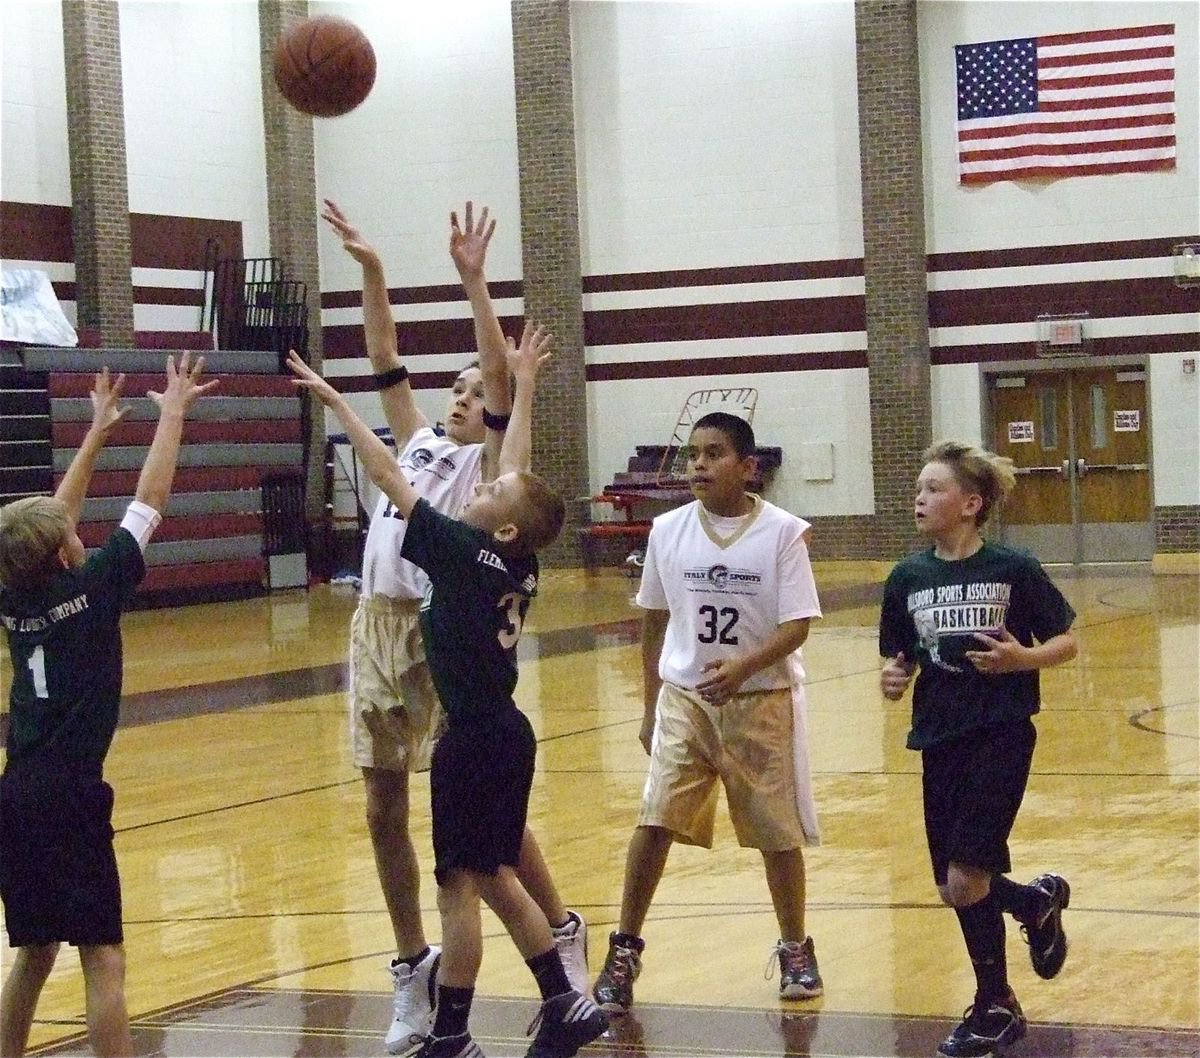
[988,366,1152,563]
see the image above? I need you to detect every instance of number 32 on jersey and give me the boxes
[698,604,739,645]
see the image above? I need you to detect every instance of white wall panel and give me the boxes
[119,0,270,257]
[0,0,70,205]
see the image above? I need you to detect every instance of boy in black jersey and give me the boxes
[0,354,217,1058]
[288,341,607,1058]
[879,441,1077,1058]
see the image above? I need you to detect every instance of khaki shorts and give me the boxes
[638,682,807,851]
[348,595,442,772]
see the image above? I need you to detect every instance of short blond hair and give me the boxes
[923,440,1016,527]
[510,472,565,556]
[0,496,69,591]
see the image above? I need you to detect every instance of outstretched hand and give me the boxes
[506,321,554,381]
[285,349,341,407]
[322,198,380,267]
[145,352,219,414]
[89,366,129,435]
[449,201,496,279]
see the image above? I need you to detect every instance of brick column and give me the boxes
[855,0,931,556]
[259,0,324,520]
[62,0,133,347]
[510,0,588,567]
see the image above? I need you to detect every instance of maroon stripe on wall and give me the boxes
[583,258,864,293]
[584,296,864,346]
[50,282,202,308]
[329,371,460,393]
[931,331,1199,364]
[930,277,1195,328]
[0,202,72,261]
[587,349,867,382]
[141,558,264,592]
[322,279,523,310]
[323,316,525,360]
[130,213,242,270]
[928,236,1196,272]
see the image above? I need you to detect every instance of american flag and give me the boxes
[955,24,1175,184]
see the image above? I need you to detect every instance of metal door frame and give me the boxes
[980,354,1153,564]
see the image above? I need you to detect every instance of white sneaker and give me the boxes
[552,911,589,995]
[385,946,441,1056]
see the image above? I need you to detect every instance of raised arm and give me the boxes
[286,350,419,519]
[322,199,427,447]
[497,322,553,476]
[135,353,219,513]
[449,201,510,478]
[53,367,129,523]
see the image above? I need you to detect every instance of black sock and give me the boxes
[395,945,431,968]
[954,890,1009,1004]
[432,984,473,1038]
[990,875,1043,925]
[526,947,571,1000]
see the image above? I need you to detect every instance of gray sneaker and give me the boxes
[552,911,589,995]
[767,937,823,999]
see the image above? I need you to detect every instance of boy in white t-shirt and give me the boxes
[321,201,586,1055]
[592,412,824,1014]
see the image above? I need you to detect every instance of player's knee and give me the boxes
[17,943,60,979]
[79,943,127,986]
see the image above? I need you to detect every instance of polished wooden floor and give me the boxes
[1,562,1197,1057]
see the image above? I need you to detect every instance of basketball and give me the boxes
[272,16,376,118]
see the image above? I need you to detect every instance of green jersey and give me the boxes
[1,528,145,776]
[879,541,1075,749]
[400,499,537,724]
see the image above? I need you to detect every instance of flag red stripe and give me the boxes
[1038,91,1174,111]
[960,135,1175,162]
[1037,24,1174,47]
[1037,45,1174,68]
[1039,69,1173,90]
[958,113,1174,141]
[959,158,1175,183]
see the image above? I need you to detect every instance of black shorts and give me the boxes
[0,769,123,947]
[921,719,1036,886]
[430,708,536,887]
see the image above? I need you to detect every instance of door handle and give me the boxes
[1061,459,1070,479]
[1076,458,1087,478]
[1084,462,1149,472]
[1013,465,1069,475]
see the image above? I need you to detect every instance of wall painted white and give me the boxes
[572,0,869,517]
[920,0,1200,505]
[0,0,70,208]
[120,0,271,258]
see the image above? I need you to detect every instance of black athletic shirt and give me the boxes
[401,499,537,725]
[1,528,145,776]
[879,541,1075,750]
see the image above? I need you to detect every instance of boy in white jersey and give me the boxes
[592,412,824,1014]
[322,202,586,1054]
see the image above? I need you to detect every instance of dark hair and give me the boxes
[691,412,755,458]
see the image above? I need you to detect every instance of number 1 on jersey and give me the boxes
[27,645,48,698]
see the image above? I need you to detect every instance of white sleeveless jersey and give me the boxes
[360,426,485,600]
[636,496,821,692]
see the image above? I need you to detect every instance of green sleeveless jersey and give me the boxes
[400,499,537,724]
[1,528,145,775]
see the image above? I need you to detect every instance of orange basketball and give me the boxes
[272,15,376,118]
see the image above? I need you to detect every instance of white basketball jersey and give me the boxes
[360,427,485,600]
[636,496,821,692]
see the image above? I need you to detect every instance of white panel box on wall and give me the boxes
[800,442,835,482]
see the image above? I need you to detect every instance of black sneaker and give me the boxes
[524,990,609,1058]
[592,932,643,1015]
[1021,873,1071,979]
[414,1032,485,1058]
[767,937,823,998]
[937,992,1027,1058]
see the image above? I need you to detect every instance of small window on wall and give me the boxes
[1090,385,1107,449]
[1040,388,1058,449]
